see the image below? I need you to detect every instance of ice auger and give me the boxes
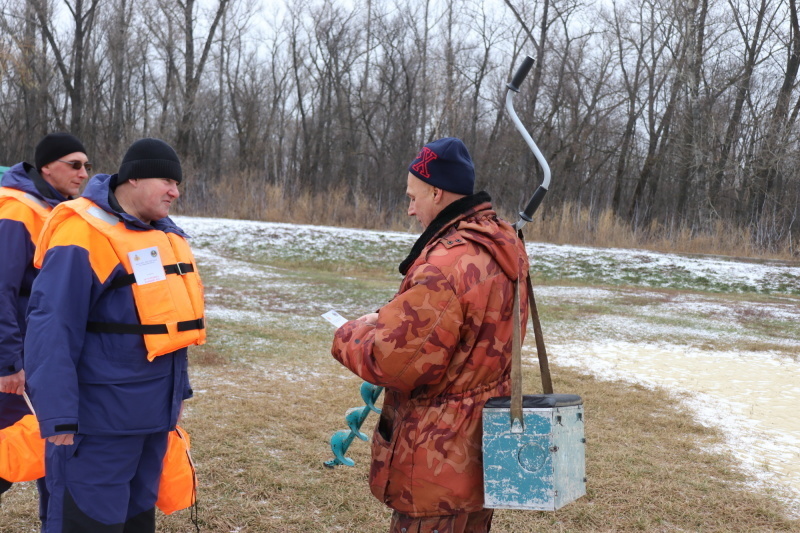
[323,381,383,468]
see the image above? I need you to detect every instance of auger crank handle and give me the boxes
[504,55,552,231]
[507,56,534,93]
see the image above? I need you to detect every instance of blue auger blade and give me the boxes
[324,381,385,468]
[345,406,371,441]
[360,382,384,414]
[326,429,356,467]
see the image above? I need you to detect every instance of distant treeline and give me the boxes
[1,0,798,254]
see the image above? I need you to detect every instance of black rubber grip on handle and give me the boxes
[519,185,548,222]
[507,56,535,93]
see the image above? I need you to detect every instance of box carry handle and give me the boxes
[525,269,553,396]
[510,236,554,433]
[510,278,524,432]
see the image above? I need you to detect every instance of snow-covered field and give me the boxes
[175,215,800,516]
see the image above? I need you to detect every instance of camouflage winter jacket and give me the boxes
[332,191,529,517]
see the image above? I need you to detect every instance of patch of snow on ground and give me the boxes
[664,294,800,322]
[545,341,800,515]
[525,241,799,293]
[533,286,623,302]
[177,216,415,264]
[268,368,327,383]
[205,306,267,323]
[192,247,282,280]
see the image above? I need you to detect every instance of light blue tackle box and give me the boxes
[482,394,586,510]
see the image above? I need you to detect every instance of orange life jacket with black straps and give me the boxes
[0,415,197,514]
[0,187,52,245]
[35,197,205,361]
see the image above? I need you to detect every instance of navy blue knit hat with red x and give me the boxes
[408,137,474,195]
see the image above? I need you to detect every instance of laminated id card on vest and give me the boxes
[129,247,167,285]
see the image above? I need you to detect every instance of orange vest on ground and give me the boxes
[35,197,205,361]
[0,417,197,514]
[0,187,52,245]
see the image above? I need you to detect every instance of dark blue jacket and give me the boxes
[0,163,67,378]
[25,174,193,438]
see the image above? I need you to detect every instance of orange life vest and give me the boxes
[35,197,205,361]
[0,187,52,246]
[0,415,44,482]
[156,426,197,515]
[0,417,197,514]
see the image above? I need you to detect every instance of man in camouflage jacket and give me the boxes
[332,137,529,533]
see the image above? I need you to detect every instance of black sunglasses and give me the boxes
[57,159,93,172]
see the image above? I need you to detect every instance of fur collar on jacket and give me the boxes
[399,191,492,275]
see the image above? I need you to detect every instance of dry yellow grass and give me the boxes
[178,175,398,231]
[2,319,797,532]
[498,203,796,261]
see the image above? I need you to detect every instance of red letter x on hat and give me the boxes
[411,147,438,179]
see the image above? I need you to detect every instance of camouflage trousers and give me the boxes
[389,509,494,533]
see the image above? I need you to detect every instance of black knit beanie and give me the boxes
[35,133,87,170]
[408,137,474,196]
[118,138,182,184]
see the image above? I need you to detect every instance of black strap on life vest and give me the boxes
[86,318,205,335]
[109,263,195,290]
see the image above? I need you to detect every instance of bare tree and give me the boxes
[751,0,800,230]
[608,0,648,217]
[30,0,101,140]
[0,0,796,251]
[167,0,232,157]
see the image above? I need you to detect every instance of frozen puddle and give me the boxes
[547,341,800,512]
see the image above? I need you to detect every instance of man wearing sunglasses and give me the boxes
[0,132,89,527]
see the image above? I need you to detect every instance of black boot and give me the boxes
[0,477,12,507]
